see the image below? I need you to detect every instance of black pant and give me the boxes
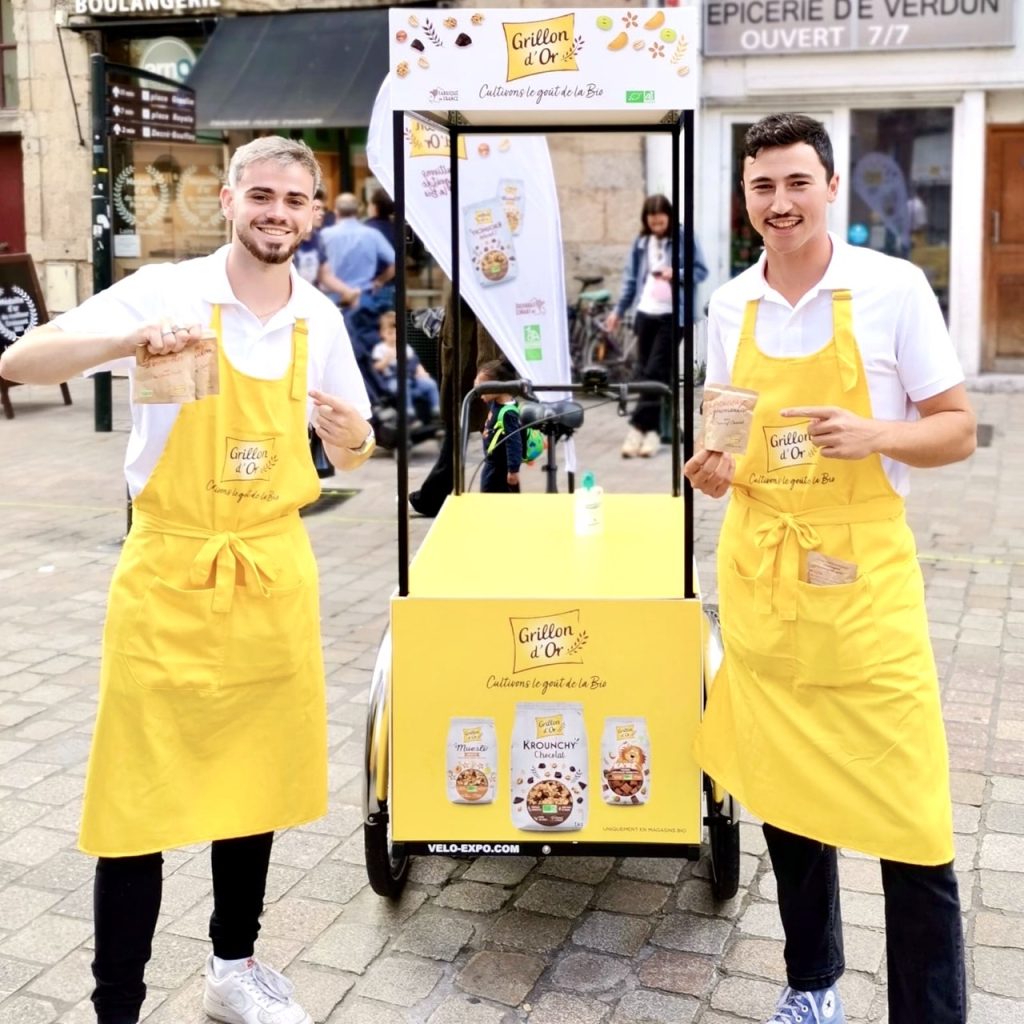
[629,311,674,434]
[764,823,966,1023]
[91,833,273,1024]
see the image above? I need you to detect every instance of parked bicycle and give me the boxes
[567,275,637,383]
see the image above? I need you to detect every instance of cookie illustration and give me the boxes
[481,250,509,282]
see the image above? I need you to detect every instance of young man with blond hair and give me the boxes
[1,135,374,1024]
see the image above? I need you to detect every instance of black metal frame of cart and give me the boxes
[361,103,739,899]
[390,107,698,601]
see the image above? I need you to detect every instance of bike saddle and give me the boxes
[574,274,604,289]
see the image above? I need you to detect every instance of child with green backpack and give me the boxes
[475,358,544,493]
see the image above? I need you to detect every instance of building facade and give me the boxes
[4,0,1021,376]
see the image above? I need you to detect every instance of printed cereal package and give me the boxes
[498,179,525,235]
[511,703,587,831]
[446,718,497,804]
[463,198,518,288]
[601,717,651,806]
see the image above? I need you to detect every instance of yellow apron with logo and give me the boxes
[693,290,954,865]
[80,308,326,857]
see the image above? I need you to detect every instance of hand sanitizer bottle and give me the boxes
[575,471,604,536]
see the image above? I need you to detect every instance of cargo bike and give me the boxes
[361,6,739,902]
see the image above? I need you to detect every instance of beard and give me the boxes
[236,221,302,265]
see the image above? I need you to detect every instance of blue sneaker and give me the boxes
[767,985,845,1024]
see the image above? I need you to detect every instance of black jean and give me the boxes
[764,823,966,1024]
[629,311,673,434]
[91,832,273,1024]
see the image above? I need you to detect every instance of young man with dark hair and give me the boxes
[0,136,374,1024]
[685,113,975,1024]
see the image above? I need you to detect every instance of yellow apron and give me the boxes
[693,290,954,865]
[80,307,326,857]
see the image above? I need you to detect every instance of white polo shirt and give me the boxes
[705,234,965,495]
[55,246,372,497]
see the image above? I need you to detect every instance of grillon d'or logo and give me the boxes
[408,119,467,161]
[535,713,564,739]
[504,14,578,83]
[462,725,482,743]
[510,608,588,674]
[222,436,278,483]
[762,421,817,474]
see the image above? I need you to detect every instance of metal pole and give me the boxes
[394,111,410,598]
[90,53,112,433]
[682,110,696,601]
[449,122,463,495]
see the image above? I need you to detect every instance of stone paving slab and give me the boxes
[0,379,1020,1023]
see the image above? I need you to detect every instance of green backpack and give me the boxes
[487,402,545,464]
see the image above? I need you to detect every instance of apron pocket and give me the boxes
[223,581,316,687]
[720,560,795,680]
[124,579,225,691]
[794,575,878,686]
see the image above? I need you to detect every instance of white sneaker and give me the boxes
[621,426,644,458]
[639,431,661,457]
[203,955,311,1024]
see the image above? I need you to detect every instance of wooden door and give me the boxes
[0,135,25,255]
[984,127,1024,368]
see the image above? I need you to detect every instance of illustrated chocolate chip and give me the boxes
[538,763,546,769]
[577,797,583,803]
[455,32,472,47]
[554,771,562,778]
[411,38,424,51]
[527,777,534,784]
[579,782,587,790]
[513,797,524,804]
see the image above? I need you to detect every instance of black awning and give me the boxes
[186,8,388,130]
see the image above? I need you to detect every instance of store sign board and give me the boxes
[73,0,221,16]
[388,7,700,113]
[0,254,47,352]
[704,0,1015,55]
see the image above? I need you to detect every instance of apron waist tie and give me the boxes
[131,509,298,613]
[732,488,905,621]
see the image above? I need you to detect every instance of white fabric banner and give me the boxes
[367,77,571,394]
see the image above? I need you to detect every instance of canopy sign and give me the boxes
[387,7,699,115]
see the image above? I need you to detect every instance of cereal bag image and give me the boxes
[601,717,651,805]
[462,198,518,288]
[446,718,497,804]
[511,703,587,831]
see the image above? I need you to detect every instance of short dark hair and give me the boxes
[640,193,672,236]
[370,187,395,219]
[744,114,834,180]
[477,357,517,382]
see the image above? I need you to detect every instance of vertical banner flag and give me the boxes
[367,77,571,392]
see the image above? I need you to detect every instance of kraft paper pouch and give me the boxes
[133,330,219,405]
[463,198,518,288]
[701,382,759,454]
[806,551,858,586]
[498,178,525,235]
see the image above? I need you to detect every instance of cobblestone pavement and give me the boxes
[0,377,1021,1024]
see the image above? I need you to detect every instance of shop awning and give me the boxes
[187,9,388,130]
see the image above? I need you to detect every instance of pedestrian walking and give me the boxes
[684,113,976,1024]
[0,136,374,1024]
[606,193,708,459]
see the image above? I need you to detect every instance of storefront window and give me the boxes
[1,0,17,109]
[849,108,952,316]
[110,140,229,281]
